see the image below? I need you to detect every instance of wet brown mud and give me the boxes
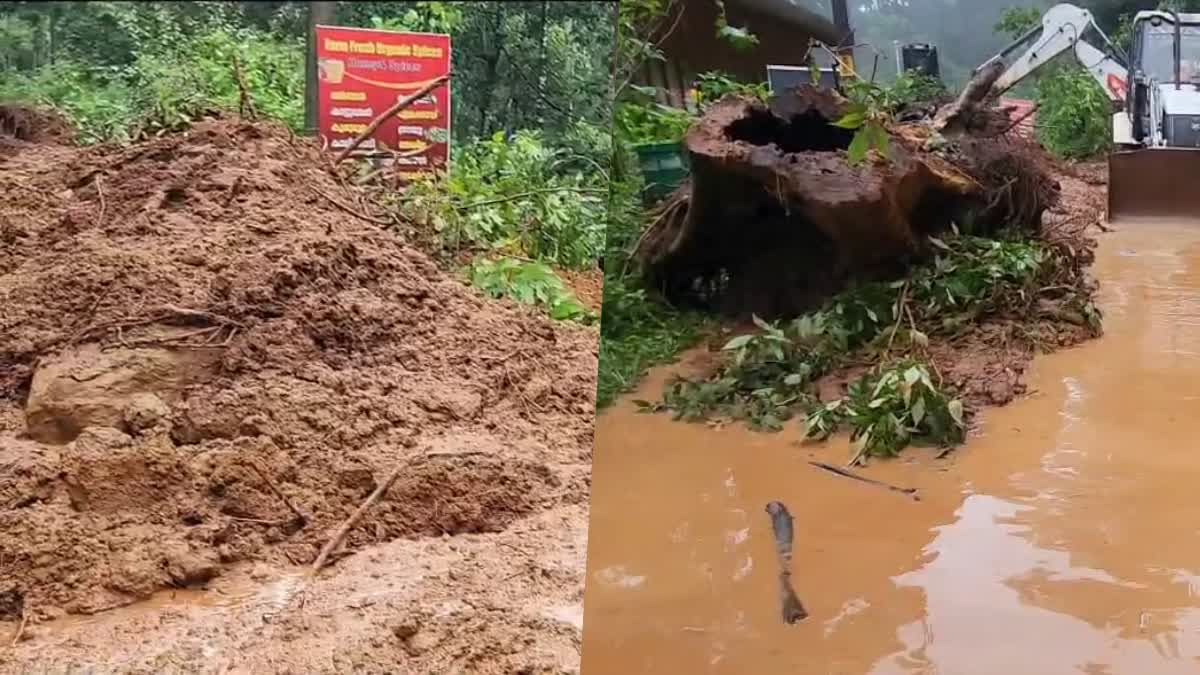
[582,220,1200,674]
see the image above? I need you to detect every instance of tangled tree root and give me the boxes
[634,84,1059,319]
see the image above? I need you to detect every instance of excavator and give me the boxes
[977,3,1200,221]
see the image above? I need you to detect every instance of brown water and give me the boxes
[582,221,1200,674]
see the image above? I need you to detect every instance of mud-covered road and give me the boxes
[582,214,1200,672]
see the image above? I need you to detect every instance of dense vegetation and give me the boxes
[0,1,614,322]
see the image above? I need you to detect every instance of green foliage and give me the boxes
[835,72,946,165]
[369,2,465,34]
[693,71,769,109]
[805,361,965,463]
[467,257,594,323]
[598,275,705,408]
[613,99,694,144]
[712,0,759,50]
[401,129,608,269]
[0,19,304,143]
[994,6,1042,41]
[0,61,138,143]
[1,2,616,149]
[595,131,707,408]
[647,234,1093,442]
[1035,66,1112,159]
[989,7,1110,159]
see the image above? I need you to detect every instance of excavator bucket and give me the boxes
[1108,148,1200,222]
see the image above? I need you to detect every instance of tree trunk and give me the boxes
[305,1,336,135]
[476,6,505,137]
[533,1,548,127]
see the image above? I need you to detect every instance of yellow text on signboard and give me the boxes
[323,38,444,59]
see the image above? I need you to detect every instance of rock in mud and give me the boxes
[25,344,220,444]
[123,393,172,434]
[162,544,220,587]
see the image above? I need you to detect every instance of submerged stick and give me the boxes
[808,461,919,500]
[765,501,808,624]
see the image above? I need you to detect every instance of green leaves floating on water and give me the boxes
[804,361,966,464]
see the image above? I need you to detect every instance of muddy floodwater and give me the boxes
[582,221,1200,674]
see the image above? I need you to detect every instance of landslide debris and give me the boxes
[0,109,597,673]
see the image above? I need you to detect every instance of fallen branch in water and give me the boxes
[808,461,919,500]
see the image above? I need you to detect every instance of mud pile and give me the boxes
[635,85,1059,318]
[0,104,73,148]
[0,113,596,671]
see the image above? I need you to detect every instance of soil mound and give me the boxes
[0,114,597,658]
[0,104,73,146]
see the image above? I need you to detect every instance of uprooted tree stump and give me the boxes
[634,84,1059,319]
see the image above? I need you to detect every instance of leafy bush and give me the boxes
[1035,66,1112,159]
[0,26,303,143]
[401,129,608,269]
[0,61,139,143]
[805,361,965,464]
[468,257,594,322]
[647,235,1093,443]
[693,71,768,108]
[614,98,694,145]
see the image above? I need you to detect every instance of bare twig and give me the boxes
[309,186,394,226]
[809,461,919,500]
[232,54,257,120]
[9,608,27,647]
[243,460,307,526]
[308,449,430,577]
[333,73,451,165]
[883,281,910,359]
[224,176,244,208]
[93,174,106,227]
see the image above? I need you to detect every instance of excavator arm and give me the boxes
[979,4,1129,103]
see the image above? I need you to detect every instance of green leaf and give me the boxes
[904,367,922,387]
[865,123,890,158]
[784,373,805,387]
[947,399,965,426]
[847,129,871,165]
[929,236,951,251]
[717,24,759,49]
[832,110,867,130]
[723,335,754,351]
[911,395,926,427]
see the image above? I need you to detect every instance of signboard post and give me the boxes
[315,25,451,183]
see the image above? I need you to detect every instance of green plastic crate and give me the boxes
[634,141,689,201]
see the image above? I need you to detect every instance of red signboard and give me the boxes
[315,25,451,182]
